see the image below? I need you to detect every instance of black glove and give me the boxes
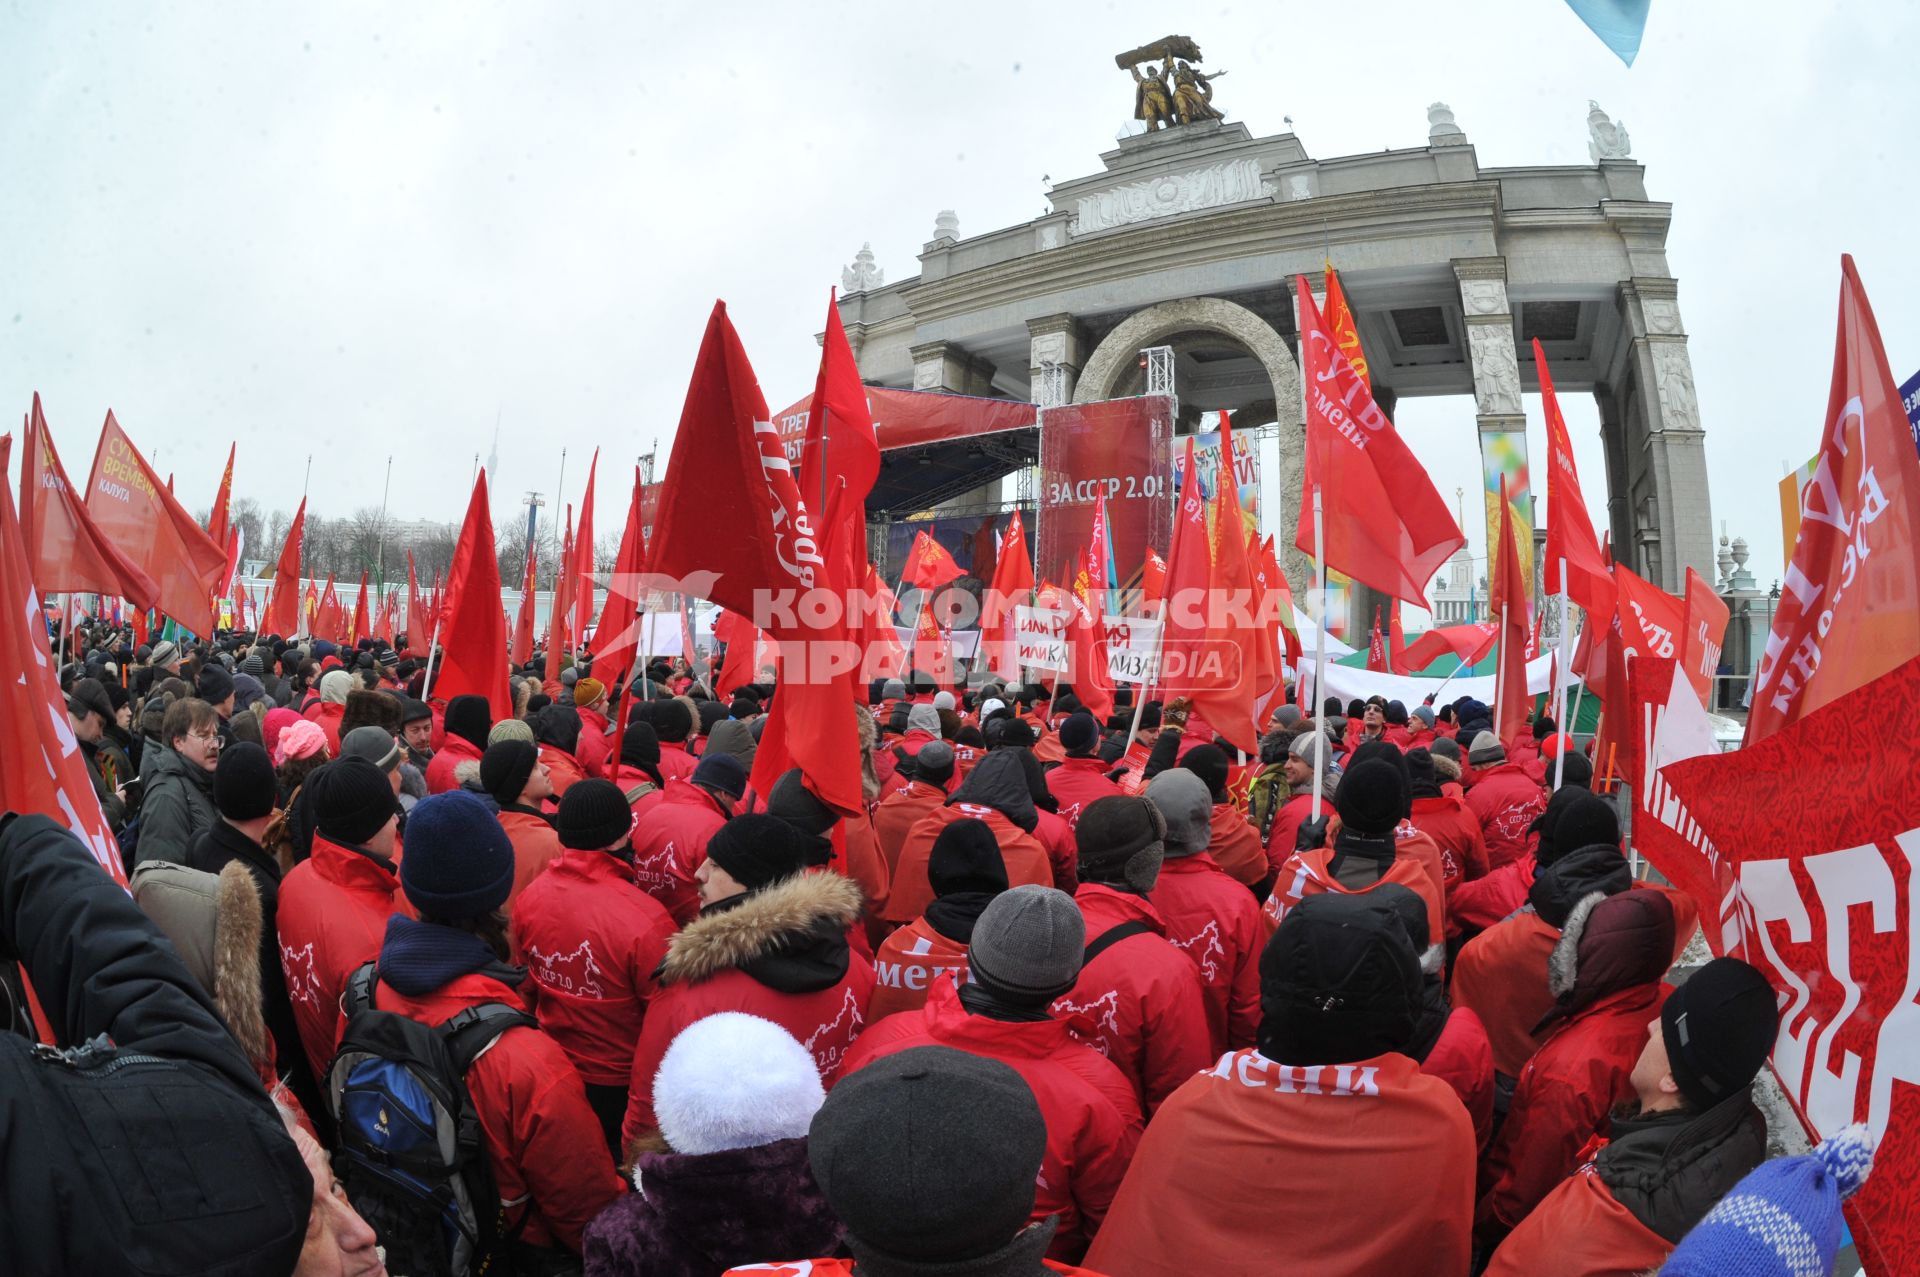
[1295,815,1329,852]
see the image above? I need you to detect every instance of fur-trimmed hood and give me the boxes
[662,871,864,993]
[129,859,272,1075]
[1541,887,1675,1029]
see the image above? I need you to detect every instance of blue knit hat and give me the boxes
[399,791,515,921]
[1661,1123,1875,1277]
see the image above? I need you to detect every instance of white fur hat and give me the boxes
[653,1013,826,1156]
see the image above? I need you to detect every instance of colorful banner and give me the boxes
[1036,396,1174,596]
[1180,426,1259,540]
[1480,429,1534,608]
[1652,653,1920,1276]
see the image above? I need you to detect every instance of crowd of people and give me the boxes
[1,618,1875,1277]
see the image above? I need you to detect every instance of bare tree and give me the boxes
[264,508,291,559]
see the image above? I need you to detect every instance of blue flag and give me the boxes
[1564,0,1652,66]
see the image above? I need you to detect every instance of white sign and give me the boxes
[1014,605,1068,672]
[1104,614,1161,685]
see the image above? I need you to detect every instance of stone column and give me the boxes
[909,340,997,396]
[1454,257,1530,601]
[1026,314,1085,408]
[1616,279,1713,592]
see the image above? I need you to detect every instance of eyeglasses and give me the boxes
[187,730,221,747]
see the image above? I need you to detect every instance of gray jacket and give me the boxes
[136,744,218,867]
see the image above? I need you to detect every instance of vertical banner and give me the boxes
[1778,455,1819,570]
[1037,396,1174,599]
[1480,429,1534,606]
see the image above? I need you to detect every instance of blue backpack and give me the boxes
[326,963,536,1277]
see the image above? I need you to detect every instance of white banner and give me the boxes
[1014,605,1068,673]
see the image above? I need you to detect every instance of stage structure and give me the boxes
[829,45,1711,626]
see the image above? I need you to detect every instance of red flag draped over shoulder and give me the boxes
[648,301,863,815]
[1537,340,1617,621]
[1747,255,1920,743]
[432,471,512,722]
[19,395,159,608]
[1293,277,1464,605]
[572,450,598,645]
[264,499,306,638]
[0,470,124,882]
[1492,479,1532,742]
[588,468,648,683]
[84,413,227,631]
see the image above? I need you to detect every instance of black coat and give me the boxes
[1597,1090,1769,1243]
[0,813,310,1276]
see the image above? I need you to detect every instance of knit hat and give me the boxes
[211,741,277,821]
[1429,735,1463,765]
[1144,769,1212,857]
[704,814,813,893]
[487,718,535,746]
[400,792,514,920]
[273,717,327,767]
[340,725,402,774]
[1259,891,1422,1065]
[810,1046,1051,1274]
[996,718,1037,749]
[1662,957,1780,1110]
[653,1013,826,1157]
[767,768,838,842]
[197,665,235,705]
[966,884,1084,1002]
[915,740,956,787]
[931,690,956,711]
[691,751,748,801]
[318,670,353,706]
[1335,759,1407,837]
[480,740,539,806]
[880,678,906,700]
[1467,730,1506,766]
[1411,705,1436,728]
[1532,787,1620,867]
[443,694,492,751]
[1074,795,1166,892]
[654,698,693,742]
[622,719,661,767]
[1057,711,1100,756]
[149,639,180,668]
[307,756,398,848]
[1288,728,1331,771]
[1182,743,1231,801]
[556,779,636,851]
[1659,1123,1875,1277]
[573,676,606,710]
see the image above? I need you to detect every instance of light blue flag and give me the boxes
[1564,0,1652,66]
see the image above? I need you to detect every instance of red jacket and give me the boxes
[1207,803,1269,888]
[369,964,624,1251]
[574,704,613,779]
[628,779,731,925]
[886,804,1051,923]
[1083,1049,1474,1277]
[1479,982,1668,1237]
[655,740,699,783]
[302,700,347,755]
[1449,851,1535,937]
[1464,763,1547,869]
[497,809,563,913]
[1033,806,1078,896]
[870,780,947,876]
[539,744,588,803]
[1052,885,1212,1115]
[1484,1165,1673,1276]
[511,848,678,1086]
[425,733,483,794]
[1263,791,1319,875]
[1147,854,1262,1054]
[276,834,412,1081]
[866,913,971,1021]
[1422,1005,1495,1151]
[845,977,1141,1260]
[1407,794,1490,902]
[1452,909,1560,1078]
[1263,846,1446,961]
[1046,756,1123,828]
[623,872,875,1148]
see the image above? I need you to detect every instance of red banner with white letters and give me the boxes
[1036,396,1174,596]
[1651,653,1920,1275]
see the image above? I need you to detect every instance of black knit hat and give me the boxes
[401,791,515,921]
[1183,743,1230,800]
[691,751,747,800]
[1334,758,1408,837]
[809,1046,1052,1273]
[1662,957,1779,1110]
[767,768,837,846]
[556,779,635,851]
[1074,795,1167,893]
[480,740,538,805]
[444,694,492,750]
[915,741,956,787]
[1258,891,1421,1065]
[307,756,398,848]
[212,741,277,821]
[1531,787,1620,867]
[622,718,661,767]
[197,664,235,705]
[1057,711,1100,756]
[654,699,693,742]
[705,813,814,893]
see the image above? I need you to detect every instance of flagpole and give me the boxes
[419,616,444,702]
[1494,603,1509,731]
[1552,558,1574,791]
[1310,486,1329,821]
[1122,596,1167,747]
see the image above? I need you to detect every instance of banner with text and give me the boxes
[1480,429,1535,611]
[1036,396,1174,599]
[1181,426,1260,543]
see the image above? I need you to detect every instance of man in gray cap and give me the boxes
[66,677,129,830]
[841,884,1142,1259]
[1463,729,1548,869]
[1145,768,1263,1055]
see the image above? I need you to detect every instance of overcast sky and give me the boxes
[4,1,1915,591]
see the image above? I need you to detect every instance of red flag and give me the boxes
[1400,621,1497,673]
[1065,587,1115,722]
[1492,479,1532,743]
[376,588,396,646]
[713,608,767,699]
[1140,547,1167,607]
[406,551,424,645]
[1190,419,1261,754]
[0,469,125,882]
[545,509,575,685]
[84,413,227,631]
[19,396,159,608]
[912,593,952,687]
[1159,437,1212,695]
[206,442,235,549]
[431,470,512,721]
[1678,567,1730,709]
[1748,255,1920,743]
[1537,340,1616,622]
[902,530,964,591]
[315,575,342,640]
[1323,265,1370,388]
[1387,600,1410,675]
[588,468,649,683]
[1366,606,1388,672]
[510,543,539,667]
[1246,529,1285,729]
[982,509,1035,680]
[1293,277,1464,605]
[859,562,908,683]
[349,572,370,645]
[263,500,306,638]
[572,449,598,645]
[303,580,320,634]
[648,302,862,816]
[799,289,882,606]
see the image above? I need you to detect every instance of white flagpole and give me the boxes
[1310,486,1329,820]
[1552,558,1574,791]
[1494,602,1509,732]
[418,617,445,701]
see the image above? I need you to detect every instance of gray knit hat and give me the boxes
[1074,795,1167,893]
[965,885,1084,1003]
[1289,729,1330,769]
[488,717,536,746]
[1468,730,1506,766]
[1145,769,1212,858]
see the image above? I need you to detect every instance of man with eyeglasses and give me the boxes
[136,697,223,867]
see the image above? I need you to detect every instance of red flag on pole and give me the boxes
[712,609,766,700]
[1747,255,1920,743]
[1400,622,1497,673]
[799,289,881,611]
[432,470,512,722]
[859,562,908,683]
[1190,418,1261,754]
[982,509,1035,680]
[545,509,574,686]
[350,571,371,645]
[315,575,342,640]
[1678,567,1731,709]
[1159,437,1212,696]
[1492,478,1533,743]
[206,442,235,549]
[1387,600,1410,676]
[406,551,424,646]
[588,468,649,684]
[1245,527,1284,729]
[1140,547,1167,608]
[19,395,159,609]
[1293,277,1465,605]
[1537,340,1617,622]
[376,588,396,647]
[84,412,227,631]
[510,544,539,668]
[1366,606,1388,672]
[902,530,964,592]
[572,449,598,646]
[264,499,306,638]
[0,470,125,882]
[911,593,952,687]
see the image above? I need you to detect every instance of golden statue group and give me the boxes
[1118,35,1227,131]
